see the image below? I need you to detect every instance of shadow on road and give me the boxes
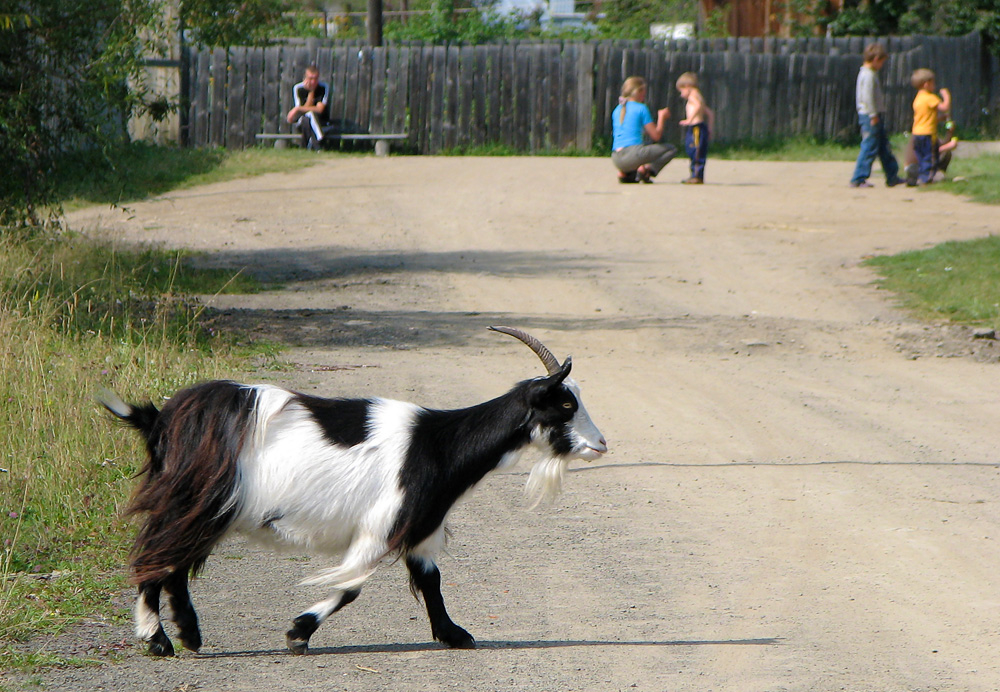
[192,247,605,284]
[196,636,782,658]
[203,307,707,350]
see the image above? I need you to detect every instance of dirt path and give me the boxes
[39,157,1000,691]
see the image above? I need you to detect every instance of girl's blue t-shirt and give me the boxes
[611,101,652,149]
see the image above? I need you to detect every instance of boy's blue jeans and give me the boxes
[851,114,900,185]
[912,134,937,184]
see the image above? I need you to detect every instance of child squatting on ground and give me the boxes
[676,72,714,184]
[907,68,954,186]
[610,76,678,184]
[850,43,903,188]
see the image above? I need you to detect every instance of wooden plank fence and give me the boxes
[181,33,991,153]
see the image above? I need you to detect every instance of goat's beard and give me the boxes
[525,457,569,507]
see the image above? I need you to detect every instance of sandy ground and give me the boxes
[18,157,1000,691]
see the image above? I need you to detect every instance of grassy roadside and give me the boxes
[713,134,862,161]
[0,144,299,675]
[55,143,322,212]
[935,154,1000,205]
[0,233,285,674]
[859,151,1000,326]
[864,235,1000,330]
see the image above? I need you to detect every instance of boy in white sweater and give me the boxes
[850,43,903,188]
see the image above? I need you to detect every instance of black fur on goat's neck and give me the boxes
[119,381,256,584]
[390,360,574,551]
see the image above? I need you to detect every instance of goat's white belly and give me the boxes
[232,394,411,557]
[243,515,359,555]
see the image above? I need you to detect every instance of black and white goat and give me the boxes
[100,326,606,657]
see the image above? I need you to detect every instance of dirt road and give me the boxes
[47,157,1000,691]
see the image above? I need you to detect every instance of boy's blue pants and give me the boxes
[684,123,709,180]
[851,114,900,184]
[912,134,937,184]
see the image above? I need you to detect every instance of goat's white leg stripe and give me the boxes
[305,591,348,625]
[135,596,160,640]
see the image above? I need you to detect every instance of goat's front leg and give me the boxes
[286,588,361,654]
[288,531,386,654]
[406,555,476,649]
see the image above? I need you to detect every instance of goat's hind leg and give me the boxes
[286,588,361,655]
[406,555,475,649]
[135,580,174,656]
[164,569,202,652]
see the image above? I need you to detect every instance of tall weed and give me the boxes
[0,233,262,668]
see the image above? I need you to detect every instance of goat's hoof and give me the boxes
[437,626,476,649]
[147,629,175,657]
[179,629,202,653]
[286,613,318,655]
[286,636,310,655]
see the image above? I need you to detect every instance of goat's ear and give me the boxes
[554,356,572,382]
[528,357,572,403]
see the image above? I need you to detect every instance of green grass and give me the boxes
[5,234,266,348]
[55,143,322,211]
[0,232,281,673]
[438,142,605,157]
[935,154,1000,205]
[864,155,1000,326]
[865,234,1000,329]
[1,144,319,672]
[712,134,864,161]
[438,134,871,160]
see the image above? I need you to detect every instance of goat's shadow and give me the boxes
[196,636,782,659]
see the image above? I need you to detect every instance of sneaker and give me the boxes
[850,181,874,188]
[886,177,905,187]
[681,177,703,184]
[618,171,639,184]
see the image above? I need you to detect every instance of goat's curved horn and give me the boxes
[488,326,561,375]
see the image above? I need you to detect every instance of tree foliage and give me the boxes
[180,0,291,48]
[382,0,528,43]
[0,0,163,228]
[595,0,697,39]
[828,0,1000,50]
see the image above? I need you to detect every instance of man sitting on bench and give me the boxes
[286,65,329,150]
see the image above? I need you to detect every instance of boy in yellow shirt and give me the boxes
[909,68,952,186]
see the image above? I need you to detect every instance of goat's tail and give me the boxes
[98,389,164,474]
[100,382,255,584]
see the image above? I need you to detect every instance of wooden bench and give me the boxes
[255,133,408,156]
